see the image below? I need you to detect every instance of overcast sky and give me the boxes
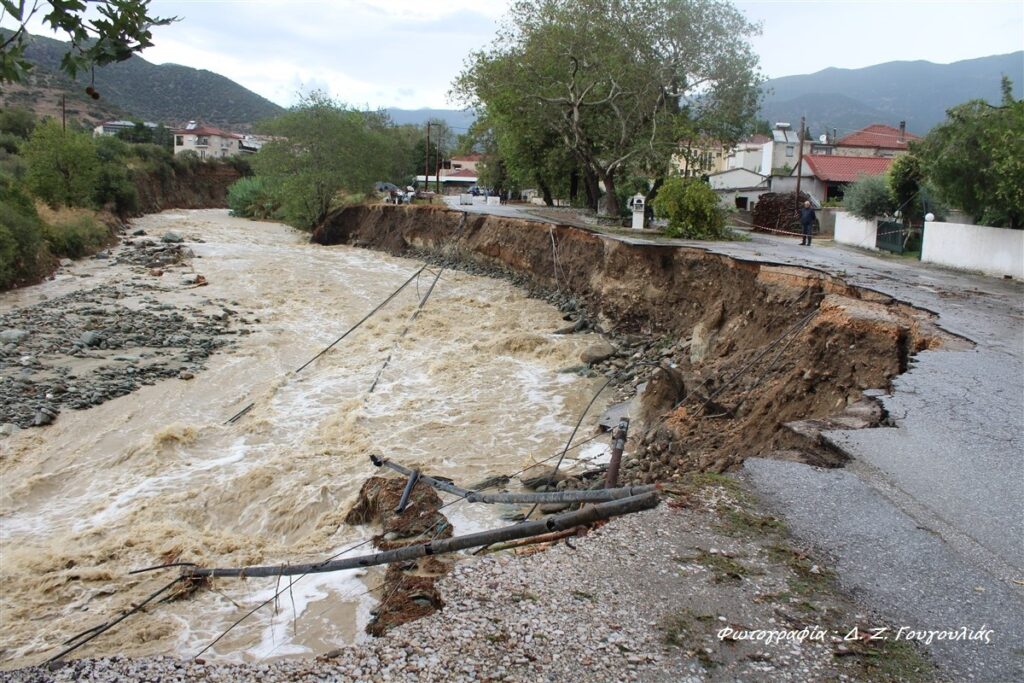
[8,0,1024,110]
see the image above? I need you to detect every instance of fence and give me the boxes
[922,220,1023,279]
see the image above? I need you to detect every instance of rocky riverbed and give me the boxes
[0,231,254,430]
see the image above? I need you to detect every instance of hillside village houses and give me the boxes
[708,122,918,210]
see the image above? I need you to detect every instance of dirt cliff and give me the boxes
[313,204,963,476]
[131,164,241,216]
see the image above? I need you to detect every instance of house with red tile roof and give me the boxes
[834,123,920,158]
[786,154,896,203]
[172,121,258,159]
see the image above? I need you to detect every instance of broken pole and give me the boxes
[185,492,659,580]
[370,455,654,504]
[395,469,421,513]
[605,417,630,488]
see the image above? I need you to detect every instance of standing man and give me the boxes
[800,201,816,246]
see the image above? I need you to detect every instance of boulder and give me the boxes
[162,231,184,243]
[635,366,686,436]
[0,329,29,344]
[580,341,616,365]
[519,464,567,489]
[79,331,103,347]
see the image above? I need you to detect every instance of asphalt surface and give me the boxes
[447,197,1024,682]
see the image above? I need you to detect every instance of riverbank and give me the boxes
[0,210,615,669]
[4,476,941,682]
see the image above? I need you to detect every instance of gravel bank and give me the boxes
[3,482,940,682]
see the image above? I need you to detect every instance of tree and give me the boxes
[844,173,894,220]
[1,1,175,85]
[454,0,761,216]
[915,77,1024,229]
[23,120,98,207]
[253,92,393,230]
[652,175,726,238]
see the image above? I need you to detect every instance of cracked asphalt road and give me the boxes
[448,197,1024,681]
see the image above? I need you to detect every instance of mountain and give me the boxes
[1,29,284,131]
[385,108,476,132]
[759,52,1024,136]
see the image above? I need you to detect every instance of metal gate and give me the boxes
[876,220,905,253]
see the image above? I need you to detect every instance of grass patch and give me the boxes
[36,204,113,259]
[856,639,939,683]
[716,507,787,538]
[766,543,836,595]
[663,471,748,501]
[678,549,758,584]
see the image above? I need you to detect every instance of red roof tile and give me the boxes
[803,155,893,182]
[445,168,478,178]
[836,124,919,150]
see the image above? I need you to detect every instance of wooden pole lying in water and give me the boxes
[370,455,655,504]
[185,492,659,579]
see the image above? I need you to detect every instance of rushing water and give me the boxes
[0,210,609,668]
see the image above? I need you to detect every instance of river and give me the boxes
[0,209,610,668]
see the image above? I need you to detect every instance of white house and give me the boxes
[708,168,770,211]
[171,121,249,159]
[92,120,158,137]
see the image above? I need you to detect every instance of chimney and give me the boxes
[898,121,906,143]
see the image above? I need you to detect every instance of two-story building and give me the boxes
[172,121,248,159]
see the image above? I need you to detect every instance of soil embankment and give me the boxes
[314,204,964,477]
[131,164,242,216]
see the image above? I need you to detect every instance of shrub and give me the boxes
[844,174,894,220]
[24,121,99,208]
[227,176,280,219]
[0,178,46,288]
[37,206,113,259]
[653,176,728,239]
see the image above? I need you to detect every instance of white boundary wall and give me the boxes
[922,221,1024,279]
[834,212,877,249]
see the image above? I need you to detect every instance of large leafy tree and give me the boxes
[454,0,761,216]
[1,1,175,85]
[23,119,98,207]
[915,77,1024,229]
[254,92,393,230]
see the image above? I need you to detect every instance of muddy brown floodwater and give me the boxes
[0,209,610,668]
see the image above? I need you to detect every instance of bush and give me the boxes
[227,176,280,219]
[24,121,99,208]
[844,174,894,220]
[37,206,113,259]
[0,178,46,288]
[652,176,728,239]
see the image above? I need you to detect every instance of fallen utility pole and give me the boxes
[370,455,655,504]
[185,492,659,580]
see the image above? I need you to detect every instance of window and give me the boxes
[175,135,184,146]
[786,145,795,157]
[735,197,749,210]
[197,136,209,147]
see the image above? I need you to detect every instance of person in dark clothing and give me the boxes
[799,201,815,246]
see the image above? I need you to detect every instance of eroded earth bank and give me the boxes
[0,204,985,682]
